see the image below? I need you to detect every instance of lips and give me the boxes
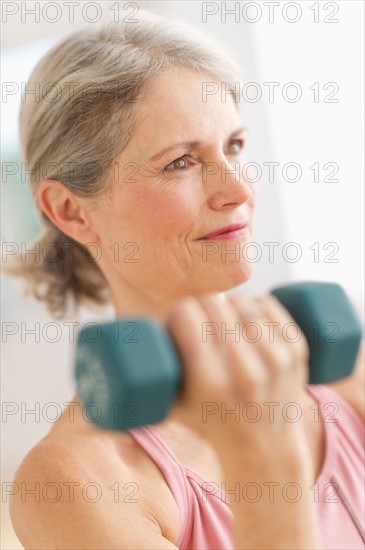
[198,223,248,240]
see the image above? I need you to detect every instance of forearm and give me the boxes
[232,485,322,550]
[219,451,322,550]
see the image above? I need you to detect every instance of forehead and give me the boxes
[133,67,241,147]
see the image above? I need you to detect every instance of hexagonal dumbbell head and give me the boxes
[271,282,363,384]
[75,318,182,430]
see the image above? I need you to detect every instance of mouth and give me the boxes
[197,223,249,241]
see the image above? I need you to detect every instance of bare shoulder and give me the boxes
[10,431,179,549]
[324,338,365,422]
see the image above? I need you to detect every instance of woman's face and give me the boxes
[88,67,257,315]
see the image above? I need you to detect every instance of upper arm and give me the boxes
[325,338,365,422]
[10,441,178,550]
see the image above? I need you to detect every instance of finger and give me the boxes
[258,294,310,365]
[165,296,231,395]
[193,292,227,350]
[165,296,235,436]
[197,293,268,395]
[229,294,297,380]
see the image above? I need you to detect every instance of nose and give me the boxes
[203,156,253,210]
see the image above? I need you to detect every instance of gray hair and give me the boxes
[6,9,243,318]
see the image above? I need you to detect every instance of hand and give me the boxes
[165,292,312,475]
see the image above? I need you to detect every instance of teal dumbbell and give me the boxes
[75,282,363,431]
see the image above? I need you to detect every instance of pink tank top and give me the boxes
[128,384,365,549]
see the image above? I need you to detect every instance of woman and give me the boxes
[8,10,364,550]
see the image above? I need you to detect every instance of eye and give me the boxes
[227,139,245,155]
[163,154,194,172]
[162,138,245,173]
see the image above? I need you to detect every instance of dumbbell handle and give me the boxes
[75,282,363,430]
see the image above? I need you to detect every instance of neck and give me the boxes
[109,282,191,324]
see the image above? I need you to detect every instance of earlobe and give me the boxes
[37,180,99,246]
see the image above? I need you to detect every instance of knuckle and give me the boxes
[203,374,232,403]
[273,344,295,372]
[244,373,267,394]
[296,338,310,362]
[265,294,295,321]
[227,294,243,309]
[229,295,265,319]
[168,296,197,320]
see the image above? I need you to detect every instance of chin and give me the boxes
[194,261,254,295]
[222,262,254,290]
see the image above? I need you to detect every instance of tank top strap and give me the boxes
[306,383,364,428]
[305,383,338,484]
[127,425,193,546]
[305,383,365,545]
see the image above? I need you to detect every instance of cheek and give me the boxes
[130,186,202,236]
[244,177,257,209]
[241,156,258,207]
[249,180,258,205]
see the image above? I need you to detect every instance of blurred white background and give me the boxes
[1,1,364,548]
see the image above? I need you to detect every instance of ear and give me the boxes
[37,180,99,245]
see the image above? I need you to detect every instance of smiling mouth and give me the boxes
[197,223,249,241]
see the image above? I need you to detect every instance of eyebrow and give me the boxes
[148,125,247,162]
